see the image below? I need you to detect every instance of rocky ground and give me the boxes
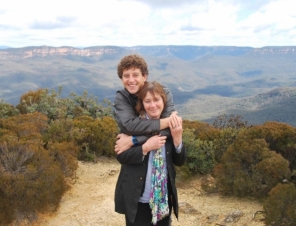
[23,158,265,226]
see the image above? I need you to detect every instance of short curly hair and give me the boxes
[117,54,149,79]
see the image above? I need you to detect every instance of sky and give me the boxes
[0,0,295,48]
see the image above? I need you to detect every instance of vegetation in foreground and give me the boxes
[1,87,296,225]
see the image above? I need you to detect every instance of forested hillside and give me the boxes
[0,45,296,126]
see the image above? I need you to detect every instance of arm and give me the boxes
[116,145,144,165]
[117,135,167,164]
[113,89,162,136]
[113,88,176,143]
[169,114,186,166]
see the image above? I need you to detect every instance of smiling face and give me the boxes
[142,91,164,119]
[121,67,147,95]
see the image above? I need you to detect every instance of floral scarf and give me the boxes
[149,147,169,225]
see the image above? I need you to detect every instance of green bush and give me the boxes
[264,183,296,226]
[183,129,215,174]
[214,137,291,197]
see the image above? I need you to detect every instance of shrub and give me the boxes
[264,183,296,226]
[73,116,118,160]
[0,100,19,118]
[214,137,291,197]
[212,127,244,163]
[47,141,79,178]
[183,129,215,174]
[242,122,296,171]
[0,140,66,224]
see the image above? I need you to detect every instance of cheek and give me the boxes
[143,103,149,110]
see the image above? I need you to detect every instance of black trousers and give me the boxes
[125,202,172,226]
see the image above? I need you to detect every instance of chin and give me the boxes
[149,114,161,119]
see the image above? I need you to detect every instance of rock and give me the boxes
[179,202,201,214]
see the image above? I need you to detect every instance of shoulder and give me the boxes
[161,85,172,95]
[116,88,130,97]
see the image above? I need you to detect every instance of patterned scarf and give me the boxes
[149,147,169,225]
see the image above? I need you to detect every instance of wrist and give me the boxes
[160,118,170,130]
[132,136,138,145]
[174,139,182,148]
[142,144,148,155]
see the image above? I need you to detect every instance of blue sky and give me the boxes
[0,0,295,48]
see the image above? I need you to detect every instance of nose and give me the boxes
[149,101,156,108]
[127,75,135,82]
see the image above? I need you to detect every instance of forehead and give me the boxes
[122,67,142,74]
[144,91,161,99]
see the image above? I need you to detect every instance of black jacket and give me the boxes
[113,87,175,144]
[114,136,186,223]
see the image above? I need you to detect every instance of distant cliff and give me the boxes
[0,45,295,60]
[0,46,125,59]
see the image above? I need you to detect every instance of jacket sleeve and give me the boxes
[113,90,160,136]
[116,145,144,165]
[172,143,186,167]
[113,88,176,144]
[161,87,176,118]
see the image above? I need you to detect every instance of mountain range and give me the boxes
[0,45,295,126]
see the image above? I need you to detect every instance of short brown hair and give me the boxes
[117,54,149,79]
[135,81,167,116]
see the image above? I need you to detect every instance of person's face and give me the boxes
[143,91,164,119]
[121,67,147,95]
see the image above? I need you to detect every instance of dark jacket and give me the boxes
[113,87,175,144]
[114,136,186,224]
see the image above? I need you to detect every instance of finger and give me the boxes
[172,115,178,127]
[116,134,121,139]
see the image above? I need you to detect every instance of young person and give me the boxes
[115,81,186,226]
[113,54,177,154]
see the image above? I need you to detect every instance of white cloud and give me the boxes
[0,0,295,47]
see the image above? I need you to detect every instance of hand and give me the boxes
[114,133,133,155]
[169,114,183,147]
[142,135,167,154]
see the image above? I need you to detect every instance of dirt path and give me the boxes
[32,158,265,226]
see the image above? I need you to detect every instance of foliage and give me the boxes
[0,112,48,141]
[183,120,218,140]
[17,87,113,121]
[0,100,19,119]
[213,114,248,129]
[46,141,78,178]
[73,116,118,160]
[44,118,76,143]
[183,129,215,174]
[0,139,66,224]
[214,137,291,197]
[17,88,45,114]
[212,127,245,163]
[264,183,296,226]
[239,122,296,171]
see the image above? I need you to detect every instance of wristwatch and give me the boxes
[132,136,139,145]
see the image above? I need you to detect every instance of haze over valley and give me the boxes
[0,45,296,126]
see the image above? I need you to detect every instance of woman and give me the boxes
[115,81,186,226]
